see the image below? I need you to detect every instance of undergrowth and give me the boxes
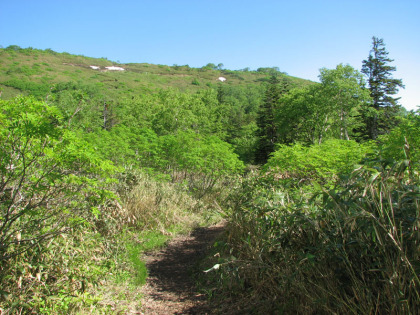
[1,168,225,314]
[203,144,419,314]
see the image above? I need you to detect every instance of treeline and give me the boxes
[255,37,406,164]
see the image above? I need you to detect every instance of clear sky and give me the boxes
[1,0,419,110]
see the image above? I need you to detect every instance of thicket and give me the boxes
[208,116,419,313]
[265,139,374,185]
[2,79,50,99]
[0,97,119,312]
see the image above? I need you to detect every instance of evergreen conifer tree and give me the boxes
[360,37,404,140]
[255,75,288,164]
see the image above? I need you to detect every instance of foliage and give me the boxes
[256,67,283,75]
[1,78,50,99]
[5,228,111,314]
[156,131,245,196]
[266,139,374,185]
[201,63,218,70]
[87,126,244,196]
[191,78,200,86]
[159,131,245,176]
[276,84,323,144]
[1,44,415,313]
[5,63,43,76]
[50,81,104,131]
[0,46,312,164]
[215,83,263,162]
[318,64,371,140]
[230,122,258,164]
[276,64,371,145]
[0,96,115,261]
[0,96,120,313]
[86,126,157,169]
[0,97,225,313]
[379,111,420,174]
[114,89,227,138]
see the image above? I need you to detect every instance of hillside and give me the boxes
[0,45,312,101]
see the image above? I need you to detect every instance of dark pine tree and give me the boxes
[216,83,225,104]
[360,37,404,140]
[255,75,288,164]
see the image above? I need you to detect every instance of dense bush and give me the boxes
[217,138,419,313]
[1,79,50,99]
[88,127,244,196]
[265,139,373,185]
[0,97,118,312]
[379,111,420,172]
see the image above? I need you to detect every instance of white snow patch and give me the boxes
[105,66,125,71]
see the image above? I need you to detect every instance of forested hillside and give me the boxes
[0,45,312,164]
[0,42,418,314]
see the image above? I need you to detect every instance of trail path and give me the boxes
[140,223,225,315]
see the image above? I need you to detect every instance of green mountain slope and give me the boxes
[0,45,312,100]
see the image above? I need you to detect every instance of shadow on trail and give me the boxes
[144,224,225,314]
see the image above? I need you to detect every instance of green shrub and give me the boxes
[87,127,244,197]
[0,96,117,313]
[1,78,50,98]
[379,112,420,172]
[5,45,22,52]
[266,139,373,185]
[6,63,41,76]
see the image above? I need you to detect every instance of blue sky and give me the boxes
[1,0,419,110]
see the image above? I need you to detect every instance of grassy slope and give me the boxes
[0,47,313,100]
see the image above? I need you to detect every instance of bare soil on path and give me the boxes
[140,223,225,315]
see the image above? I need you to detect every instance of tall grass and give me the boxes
[120,171,208,232]
[220,157,419,313]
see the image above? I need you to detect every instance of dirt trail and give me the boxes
[140,223,225,315]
